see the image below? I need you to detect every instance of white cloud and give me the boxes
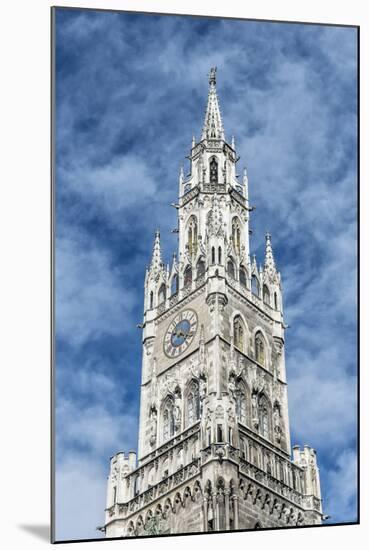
[55,453,107,541]
[56,397,138,456]
[322,449,358,523]
[56,233,136,347]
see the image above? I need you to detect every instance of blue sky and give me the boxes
[54,8,358,541]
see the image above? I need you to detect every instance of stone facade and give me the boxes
[104,67,323,538]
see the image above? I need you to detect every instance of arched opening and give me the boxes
[274,292,278,310]
[147,466,155,488]
[227,259,236,280]
[263,284,270,306]
[258,394,270,439]
[209,156,218,183]
[233,315,245,352]
[255,331,266,366]
[196,257,205,279]
[218,246,222,264]
[236,385,247,425]
[162,398,175,442]
[186,380,200,426]
[184,265,192,287]
[211,247,215,265]
[149,291,154,309]
[158,283,166,304]
[232,217,241,255]
[134,475,140,497]
[171,274,178,295]
[251,275,260,296]
[239,266,247,288]
[187,216,198,257]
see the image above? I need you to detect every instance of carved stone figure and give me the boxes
[149,408,157,447]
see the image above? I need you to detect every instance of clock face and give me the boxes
[164,309,198,358]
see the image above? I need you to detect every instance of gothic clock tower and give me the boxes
[104,68,323,537]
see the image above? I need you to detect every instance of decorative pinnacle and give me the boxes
[264,233,277,275]
[201,68,225,141]
[150,229,163,271]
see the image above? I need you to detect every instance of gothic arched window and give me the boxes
[258,395,270,439]
[209,157,218,183]
[255,331,266,366]
[149,291,154,309]
[187,216,198,257]
[158,283,166,304]
[227,259,236,280]
[163,398,175,442]
[251,275,260,297]
[233,315,245,352]
[186,380,200,426]
[218,246,222,264]
[184,265,192,287]
[239,266,247,288]
[232,218,241,255]
[171,274,178,295]
[263,284,270,306]
[274,292,278,310]
[211,247,215,265]
[196,257,205,279]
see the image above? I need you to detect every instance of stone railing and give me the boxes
[107,458,201,519]
[239,457,303,506]
[195,274,205,288]
[169,293,178,307]
[182,284,192,297]
[141,422,201,464]
[202,183,226,193]
[157,302,166,315]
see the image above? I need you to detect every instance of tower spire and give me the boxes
[201,67,225,141]
[264,233,277,276]
[150,229,163,272]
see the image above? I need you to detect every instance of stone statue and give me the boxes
[149,408,157,446]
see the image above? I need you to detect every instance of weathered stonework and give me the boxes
[104,67,323,538]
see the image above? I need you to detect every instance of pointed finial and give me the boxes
[150,230,163,272]
[264,233,277,275]
[192,135,196,148]
[231,135,235,150]
[209,66,217,86]
[252,254,257,271]
[243,167,248,186]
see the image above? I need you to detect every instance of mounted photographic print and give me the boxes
[51,6,359,543]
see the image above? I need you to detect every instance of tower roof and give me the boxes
[201,67,225,141]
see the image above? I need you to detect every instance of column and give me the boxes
[225,489,230,530]
[213,494,218,530]
[203,497,208,532]
[232,495,239,529]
